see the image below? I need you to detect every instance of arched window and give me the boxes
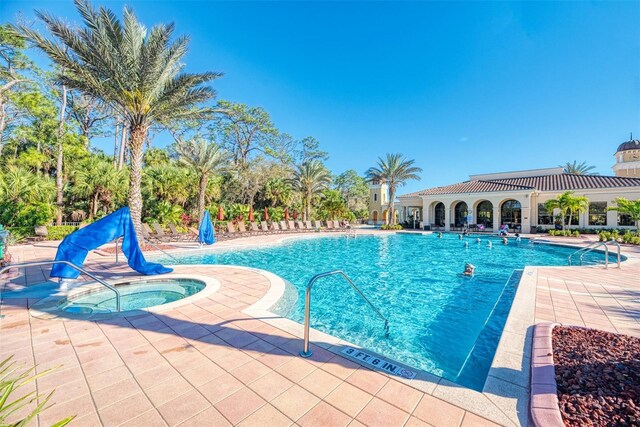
[454,202,468,226]
[374,193,377,202]
[434,203,445,226]
[476,201,493,227]
[501,200,521,225]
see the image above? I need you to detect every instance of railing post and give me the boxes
[300,285,313,358]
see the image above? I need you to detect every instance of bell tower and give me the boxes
[368,182,389,224]
[613,134,640,178]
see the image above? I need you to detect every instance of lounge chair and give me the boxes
[141,223,161,243]
[305,220,313,230]
[325,221,334,231]
[279,221,289,232]
[287,220,298,232]
[237,222,256,236]
[333,220,343,230]
[313,220,323,230]
[168,223,194,241]
[297,220,307,231]
[250,222,262,234]
[260,221,272,233]
[152,223,176,242]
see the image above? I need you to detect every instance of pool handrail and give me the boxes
[568,240,620,269]
[299,269,389,358]
[0,260,121,312]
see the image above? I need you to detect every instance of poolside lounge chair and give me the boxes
[297,220,307,231]
[152,223,176,242]
[287,220,298,232]
[250,222,262,234]
[279,221,289,232]
[260,221,272,233]
[237,222,256,236]
[141,223,161,243]
[305,220,313,230]
[313,220,322,230]
[325,221,334,231]
[333,220,343,230]
[168,223,194,241]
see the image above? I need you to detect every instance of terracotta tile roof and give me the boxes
[399,174,640,198]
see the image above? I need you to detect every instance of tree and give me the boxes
[71,156,127,218]
[334,169,369,217]
[294,136,328,164]
[319,189,348,220]
[263,178,292,207]
[18,0,221,242]
[290,161,332,221]
[544,191,589,230]
[67,92,110,147]
[366,153,422,225]
[174,138,230,224]
[561,161,598,175]
[608,198,640,232]
[216,100,279,167]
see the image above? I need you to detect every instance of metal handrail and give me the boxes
[299,270,389,358]
[568,240,621,269]
[0,260,121,311]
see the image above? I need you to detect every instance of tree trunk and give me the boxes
[118,124,128,170]
[113,118,119,167]
[0,100,5,156]
[92,192,99,218]
[305,191,311,221]
[198,173,208,225]
[388,186,396,225]
[128,125,147,245]
[56,82,68,226]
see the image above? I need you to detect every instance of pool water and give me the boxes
[61,279,205,314]
[156,234,611,390]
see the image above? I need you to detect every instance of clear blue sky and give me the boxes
[2,0,639,195]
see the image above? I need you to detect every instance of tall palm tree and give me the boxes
[17,0,221,242]
[290,161,332,221]
[175,138,230,224]
[544,191,589,230]
[366,153,422,225]
[264,178,293,208]
[608,198,640,232]
[560,161,599,175]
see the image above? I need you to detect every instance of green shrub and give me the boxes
[381,224,403,230]
[47,226,78,240]
[572,230,580,237]
[548,230,556,236]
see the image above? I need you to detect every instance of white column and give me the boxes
[493,206,501,231]
[444,205,451,231]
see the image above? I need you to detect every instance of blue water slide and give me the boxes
[50,207,173,279]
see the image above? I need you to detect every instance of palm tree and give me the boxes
[175,138,230,224]
[264,178,292,207]
[0,166,55,204]
[18,0,221,242]
[608,198,640,232]
[71,157,127,218]
[544,191,589,230]
[290,161,332,221]
[366,153,422,225]
[560,161,599,175]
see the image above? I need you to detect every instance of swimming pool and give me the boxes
[156,234,612,390]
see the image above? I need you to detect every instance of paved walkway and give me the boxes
[2,231,639,426]
[1,234,499,427]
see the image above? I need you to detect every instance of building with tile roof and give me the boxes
[380,166,640,233]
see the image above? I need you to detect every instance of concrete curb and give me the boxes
[530,322,564,427]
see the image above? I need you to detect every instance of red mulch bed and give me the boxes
[100,243,175,254]
[553,326,640,426]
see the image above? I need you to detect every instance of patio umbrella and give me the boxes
[199,210,215,245]
[217,205,224,221]
[292,211,298,220]
[284,208,290,221]
[248,206,254,222]
[263,207,269,221]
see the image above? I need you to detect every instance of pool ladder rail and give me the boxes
[568,240,621,269]
[0,260,122,314]
[344,228,357,239]
[299,270,389,358]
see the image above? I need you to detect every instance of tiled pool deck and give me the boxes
[2,231,639,426]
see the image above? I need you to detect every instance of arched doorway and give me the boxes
[454,202,468,227]
[372,211,378,222]
[434,202,445,226]
[476,201,493,228]
[382,210,388,224]
[501,199,521,227]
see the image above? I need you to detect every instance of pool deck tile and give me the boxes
[4,232,640,426]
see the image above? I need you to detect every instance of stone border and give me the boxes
[529,322,564,427]
[28,273,221,320]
